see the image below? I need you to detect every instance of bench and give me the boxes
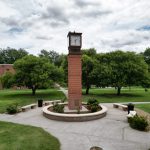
[44,100,61,106]
[113,103,127,111]
[21,104,37,112]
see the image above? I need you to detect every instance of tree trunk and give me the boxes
[32,87,36,95]
[117,87,121,95]
[86,85,90,95]
[129,86,131,91]
[145,88,148,92]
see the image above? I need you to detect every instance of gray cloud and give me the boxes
[8,27,23,34]
[0,17,19,27]
[50,21,64,27]
[143,35,150,40]
[36,35,53,40]
[74,0,100,8]
[73,0,111,18]
[84,10,112,18]
[41,6,69,25]
[101,31,150,49]
[0,0,150,54]
[110,40,140,48]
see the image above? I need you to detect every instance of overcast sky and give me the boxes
[0,0,150,55]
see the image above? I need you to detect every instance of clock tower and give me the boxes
[67,31,82,110]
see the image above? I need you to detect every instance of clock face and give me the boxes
[70,35,80,46]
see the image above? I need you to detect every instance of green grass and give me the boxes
[136,104,150,113]
[1,87,150,113]
[0,121,60,150]
[82,87,150,103]
[0,89,65,113]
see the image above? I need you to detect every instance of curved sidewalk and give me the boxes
[0,103,150,150]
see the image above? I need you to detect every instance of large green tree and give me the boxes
[97,51,149,95]
[82,54,95,94]
[39,50,64,67]
[0,47,28,64]
[93,53,112,87]
[143,48,150,67]
[81,48,97,94]
[142,48,150,90]
[14,55,63,95]
[82,48,96,57]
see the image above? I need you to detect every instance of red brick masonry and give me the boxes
[0,64,15,75]
[68,55,82,110]
[0,64,15,89]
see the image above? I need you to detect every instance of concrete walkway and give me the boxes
[59,87,68,98]
[0,104,150,150]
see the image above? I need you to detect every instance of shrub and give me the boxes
[87,98,99,106]
[6,103,19,114]
[90,105,99,112]
[53,104,64,113]
[1,72,15,88]
[129,115,149,131]
[61,97,67,103]
[87,98,99,112]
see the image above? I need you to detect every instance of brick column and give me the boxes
[68,55,82,110]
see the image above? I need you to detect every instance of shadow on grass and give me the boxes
[2,90,65,99]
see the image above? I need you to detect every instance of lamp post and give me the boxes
[67,31,82,110]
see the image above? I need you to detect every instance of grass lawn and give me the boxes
[136,104,150,114]
[0,87,150,113]
[0,121,60,150]
[82,87,150,103]
[0,89,65,113]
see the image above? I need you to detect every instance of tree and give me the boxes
[103,51,148,95]
[39,50,63,67]
[14,55,63,95]
[143,48,150,66]
[82,54,95,94]
[92,53,112,88]
[91,63,112,88]
[0,47,28,64]
[81,48,97,94]
[0,72,14,88]
[82,48,96,57]
[141,73,150,91]
[61,55,68,84]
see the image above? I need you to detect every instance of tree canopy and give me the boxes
[81,50,149,95]
[107,51,148,95]
[39,50,65,67]
[0,47,28,64]
[14,55,63,95]
[0,47,150,96]
[0,72,14,89]
[82,54,96,94]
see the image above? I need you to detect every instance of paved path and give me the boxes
[0,104,150,150]
[55,84,68,98]
[59,87,68,98]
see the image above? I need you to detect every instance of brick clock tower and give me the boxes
[67,31,82,110]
